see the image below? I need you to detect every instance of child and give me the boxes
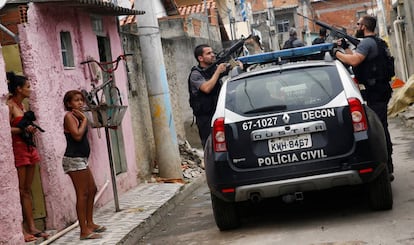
[62,90,106,240]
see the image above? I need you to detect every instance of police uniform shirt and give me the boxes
[189,67,208,95]
[355,37,378,60]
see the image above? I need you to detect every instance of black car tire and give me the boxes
[367,168,393,210]
[210,192,240,230]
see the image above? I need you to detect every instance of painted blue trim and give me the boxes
[160,65,178,144]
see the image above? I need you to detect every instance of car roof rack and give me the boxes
[237,43,334,66]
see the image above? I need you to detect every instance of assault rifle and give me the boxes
[16,111,45,147]
[17,111,45,133]
[204,34,252,72]
[297,13,360,47]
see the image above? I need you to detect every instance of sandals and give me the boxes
[80,233,102,240]
[93,225,107,233]
[32,231,49,239]
[24,234,37,242]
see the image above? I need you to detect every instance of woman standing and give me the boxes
[62,90,106,240]
[7,72,48,242]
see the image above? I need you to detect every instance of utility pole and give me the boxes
[204,0,211,43]
[266,0,275,50]
[376,0,389,40]
[135,0,183,179]
[302,0,312,45]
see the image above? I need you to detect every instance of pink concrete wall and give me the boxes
[14,3,138,230]
[0,47,24,244]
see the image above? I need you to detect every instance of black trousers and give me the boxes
[195,115,212,149]
[366,100,394,173]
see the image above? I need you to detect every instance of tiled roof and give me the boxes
[119,0,181,26]
[6,0,145,16]
[120,0,216,26]
[178,0,215,15]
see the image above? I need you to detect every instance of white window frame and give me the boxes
[60,31,75,68]
[277,19,290,33]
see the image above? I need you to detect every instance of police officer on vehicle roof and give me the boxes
[334,15,394,181]
[283,28,305,49]
[187,44,230,148]
[312,27,327,45]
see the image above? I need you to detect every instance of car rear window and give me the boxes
[225,66,343,115]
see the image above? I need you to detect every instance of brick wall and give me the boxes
[311,0,376,35]
[0,6,27,45]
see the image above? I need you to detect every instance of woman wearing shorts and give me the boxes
[7,72,48,242]
[62,90,106,240]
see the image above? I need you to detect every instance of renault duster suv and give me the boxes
[204,44,393,231]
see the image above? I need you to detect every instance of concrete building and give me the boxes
[0,1,143,243]
[388,0,414,82]
[120,0,223,178]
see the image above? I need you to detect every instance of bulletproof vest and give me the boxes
[188,66,222,117]
[283,39,294,49]
[353,36,393,84]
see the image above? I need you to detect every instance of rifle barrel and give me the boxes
[297,13,360,46]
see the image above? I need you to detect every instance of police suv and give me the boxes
[204,44,393,231]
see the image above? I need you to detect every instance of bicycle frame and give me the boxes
[80,54,132,108]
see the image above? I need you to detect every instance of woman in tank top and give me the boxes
[62,90,106,240]
[7,71,48,242]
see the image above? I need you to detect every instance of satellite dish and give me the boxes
[0,0,6,10]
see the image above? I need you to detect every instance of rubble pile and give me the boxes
[151,141,204,183]
[179,141,205,180]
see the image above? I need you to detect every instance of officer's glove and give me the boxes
[330,47,342,59]
[339,38,349,49]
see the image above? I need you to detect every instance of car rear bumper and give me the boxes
[234,170,362,202]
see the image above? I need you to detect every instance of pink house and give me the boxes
[0,1,144,243]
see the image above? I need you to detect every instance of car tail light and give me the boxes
[348,98,368,132]
[213,117,227,152]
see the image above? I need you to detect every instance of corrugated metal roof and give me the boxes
[6,0,145,16]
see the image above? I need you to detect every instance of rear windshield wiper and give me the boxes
[244,105,287,114]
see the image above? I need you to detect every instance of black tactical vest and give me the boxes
[188,66,222,117]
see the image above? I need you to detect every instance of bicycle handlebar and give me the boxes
[80,54,133,73]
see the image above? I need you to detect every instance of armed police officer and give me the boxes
[334,15,394,181]
[312,28,327,45]
[188,44,229,148]
[283,28,305,49]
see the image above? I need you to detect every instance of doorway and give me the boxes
[2,43,47,230]
[97,35,127,174]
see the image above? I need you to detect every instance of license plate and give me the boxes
[268,134,312,153]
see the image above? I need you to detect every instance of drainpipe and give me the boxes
[134,0,183,179]
[393,17,409,82]
[0,2,17,42]
[0,23,19,43]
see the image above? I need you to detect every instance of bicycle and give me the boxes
[80,54,132,128]
[80,54,133,211]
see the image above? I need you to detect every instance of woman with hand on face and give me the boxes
[62,90,106,240]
